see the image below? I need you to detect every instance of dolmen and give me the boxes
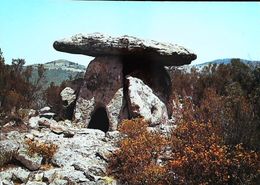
[53,33,196,132]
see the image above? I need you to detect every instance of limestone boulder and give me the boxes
[126,76,168,126]
[0,140,19,166]
[54,32,197,66]
[60,87,76,106]
[15,147,43,171]
[39,107,51,114]
[0,167,30,183]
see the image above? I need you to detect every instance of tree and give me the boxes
[0,48,6,107]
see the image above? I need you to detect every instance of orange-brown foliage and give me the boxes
[108,118,169,185]
[108,119,259,185]
[25,139,58,163]
[168,121,259,185]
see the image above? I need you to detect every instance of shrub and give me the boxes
[108,118,169,185]
[44,82,65,120]
[0,49,45,119]
[108,119,259,185]
[25,139,58,163]
[168,120,259,185]
[169,60,260,150]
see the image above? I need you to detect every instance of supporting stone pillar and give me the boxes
[74,56,124,130]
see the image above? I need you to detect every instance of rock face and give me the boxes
[54,33,197,131]
[126,76,168,126]
[53,32,196,66]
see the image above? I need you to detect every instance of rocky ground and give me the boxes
[0,108,121,185]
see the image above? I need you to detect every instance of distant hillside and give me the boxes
[169,58,260,73]
[194,58,260,68]
[27,59,86,89]
[44,59,86,72]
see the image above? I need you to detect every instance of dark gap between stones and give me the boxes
[88,107,109,133]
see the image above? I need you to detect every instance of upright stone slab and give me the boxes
[126,76,168,126]
[74,56,124,130]
[123,61,173,116]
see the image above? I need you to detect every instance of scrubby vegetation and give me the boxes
[108,119,169,185]
[0,49,45,124]
[108,59,260,185]
[25,139,58,163]
[169,59,260,150]
[0,48,83,124]
[109,118,259,185]
[1,48,259,184]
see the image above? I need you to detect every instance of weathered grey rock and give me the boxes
[15,148,43,171]
[34,172,44,181]
[0,140,19,166]
[54,32,197,66]
[104,131,122,143]
[5,131,24,144]
[0,179,14,185]
[38,106,56,119]
[50,122,67,134]
[0,169,13,181]
[0,167,30,183]
[51,129,106,167]
[124,63,173,117]
[106,88,124,131]
[28,116,41,128]
[44,166,89,183]
[39,107,51,114]
[29,116,58,129]
[60,87,76,106]
[126,76,168,126]
[26,181,47,185]
[47,129,116,182]
[0,125,119,185]
[51,120,74,136]
[49,179,68,185]
[12,167,30,183]
[30,129,45,138]
[97,176,118,185]
[74,56,124,130]
[74,97,95,127]
[28,109,37,117]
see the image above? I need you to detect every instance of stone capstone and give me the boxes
[54,32,197,66]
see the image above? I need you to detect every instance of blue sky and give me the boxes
[0,1,260,66]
